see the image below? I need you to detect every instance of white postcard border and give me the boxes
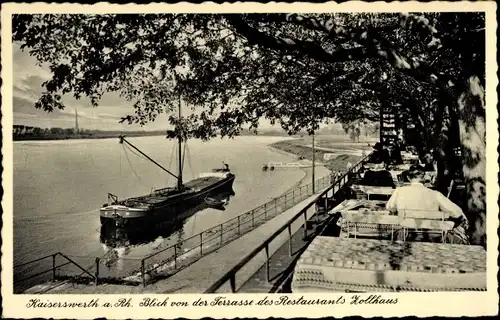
[1,1,498,319]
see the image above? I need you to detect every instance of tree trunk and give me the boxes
[404,100,429,154]
[456,76,486,247]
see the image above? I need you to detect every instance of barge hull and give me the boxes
[100,175,235,225]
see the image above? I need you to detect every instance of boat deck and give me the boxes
[184,175,224,191]
[116,176,226,207]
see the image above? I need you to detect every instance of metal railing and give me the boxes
[14,252,99,293]
[139,171,340,286]
[204,154,371,293]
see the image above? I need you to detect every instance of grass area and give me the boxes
[270,140,327,162]
[270,135,374,172]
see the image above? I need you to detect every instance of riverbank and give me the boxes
[269,136,374,172]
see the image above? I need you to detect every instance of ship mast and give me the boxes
[177,93,183,190]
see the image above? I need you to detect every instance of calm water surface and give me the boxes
[14,136,330,265]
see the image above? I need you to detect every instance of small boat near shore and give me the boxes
[204,196,229,209]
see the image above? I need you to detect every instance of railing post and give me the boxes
[230,274,236,293]
[293,189,295,203]
[303,211,308,239]
[284,194,287,207]
[141,260,146,287]
[237,216,241,235]
[220,224,223,245]
[52,253,56,282]
[274,198,278,214]
[265,244,270,282]
[324,196,328,214]
[264,202,267,217]
[288,224,293,257]
[95,257,100,286]
[251,210,255,227]
[174,245,177,269]
[200,233,203,256]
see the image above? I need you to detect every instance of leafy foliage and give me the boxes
[13,12,487,244]
[13,13,483,139]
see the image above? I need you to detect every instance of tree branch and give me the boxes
[240,13,461,100]
[223,15,370,64]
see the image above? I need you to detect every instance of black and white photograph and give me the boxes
[1,2,498,319]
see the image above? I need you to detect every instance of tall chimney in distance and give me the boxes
[74,108,80,134]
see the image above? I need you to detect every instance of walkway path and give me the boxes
[149,189,327,293]
[236,210,331,293]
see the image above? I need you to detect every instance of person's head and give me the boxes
[422,153,433,164]
[407,165,425,182]
[373,142,382,151]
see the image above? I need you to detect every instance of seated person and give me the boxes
[386,165,469,243]
[388,142,404,165]
[399,170,410,183]
[420,152,436,172]
[358,165,366,178]
[359,162,395,188]
[369,142,390,164]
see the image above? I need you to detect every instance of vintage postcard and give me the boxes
[1,1,498,319]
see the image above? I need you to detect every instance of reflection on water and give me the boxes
[100,189,236,252]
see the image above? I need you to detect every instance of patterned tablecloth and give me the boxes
[389,169,436,183]
[292,237,486,292]
[401,152,419,161]
[330,200,455,239]
[329,199,388,215]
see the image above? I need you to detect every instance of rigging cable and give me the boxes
[121,141,149,161]
[167,141,176,186]
[186,142,195,180]
[119,142,123,196]
[122,144,149,189]
[182,140,188,179]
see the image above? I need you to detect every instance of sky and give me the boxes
[12,42,198,131]
[12,42,331,132]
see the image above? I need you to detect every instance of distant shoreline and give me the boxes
[12,132,165,141]
[12,132,294,142]
[268,138,370,173]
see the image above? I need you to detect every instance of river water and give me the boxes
[14,136,331,266]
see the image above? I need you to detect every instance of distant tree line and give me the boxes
[13,124,166,140]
